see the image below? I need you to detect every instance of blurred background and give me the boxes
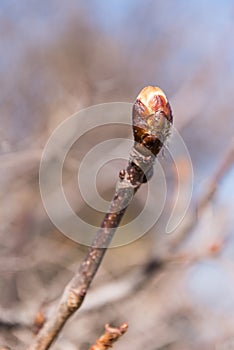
[0,1,234,349]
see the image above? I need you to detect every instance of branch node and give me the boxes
[67,288,85,311]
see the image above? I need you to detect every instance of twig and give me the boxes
[79,139,234,311]
[89,323,128,350]
[28,86,173,350]
[17,139,232,340]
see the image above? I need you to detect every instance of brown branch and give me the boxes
[27,86,173,350]
[89,323,128,350]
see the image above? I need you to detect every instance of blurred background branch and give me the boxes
[89,323,128,350]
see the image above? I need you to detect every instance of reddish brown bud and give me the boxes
[132,86,173,156]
